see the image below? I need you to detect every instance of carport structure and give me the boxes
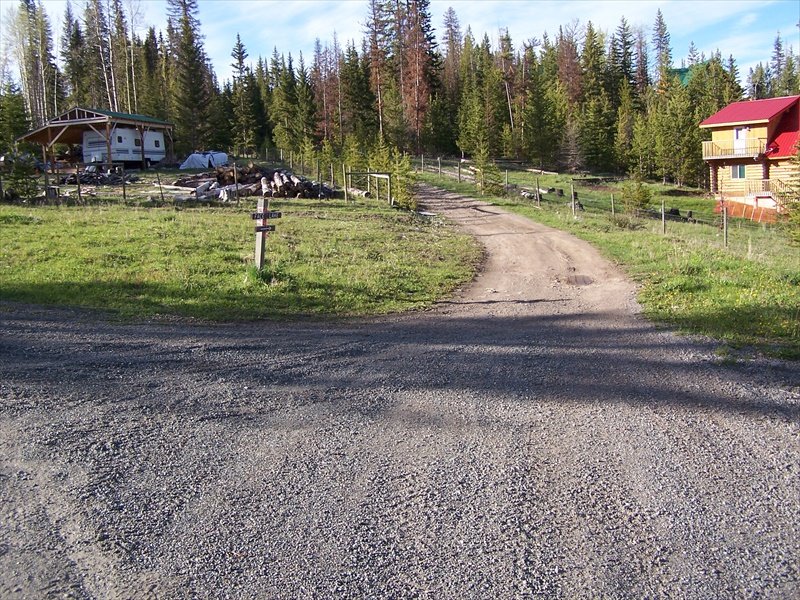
[17,107,174,182]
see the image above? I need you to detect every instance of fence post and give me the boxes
[438,156,441,175]
[289,152,293,170]
[76,164,82,203]
[233,161,240,204]
[458,161,461,182]
[611,193,615,217]
[661,197,666,234]
[121,164,127,203]
[330,163,334,188]
[388,175,392,206]
[505,169,509,192]
[421,154,424,173]
[343,164,348,202]
[723,204,728,247]
[571,184,576,217]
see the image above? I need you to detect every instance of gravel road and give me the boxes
[1,184,798,598]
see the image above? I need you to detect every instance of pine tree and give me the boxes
[770,33,785,93]
[651,8,672,85]
[271,54,299,152]
[614,80,635,173]
[0,81,30,154]
[230,34,255,155]
[441,6,462,108]
[777,53,799,96]
[340,42,378,147]
[747,63,772,99]
[364,0,392,138]
[556,24,581,107]
[167,0,211,155]
[401,0,438,152]
[60,1,88,108]
[295,53,317,146]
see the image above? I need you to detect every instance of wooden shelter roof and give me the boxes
[17,106,174,147]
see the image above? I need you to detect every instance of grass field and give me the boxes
[419,168,800,359]
[0,193,481,321]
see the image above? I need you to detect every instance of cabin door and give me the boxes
[733,127,747,153]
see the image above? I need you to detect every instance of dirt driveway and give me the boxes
[1,184,798,598]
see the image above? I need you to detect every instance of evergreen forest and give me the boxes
[2,0,799,189]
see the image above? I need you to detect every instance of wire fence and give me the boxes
[411,154,790,254]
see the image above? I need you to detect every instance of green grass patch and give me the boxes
[0,198,481,321]
[420,171,800,359]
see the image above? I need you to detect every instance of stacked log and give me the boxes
[173,165,336,200]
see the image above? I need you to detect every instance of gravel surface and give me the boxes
[1,184,798,598]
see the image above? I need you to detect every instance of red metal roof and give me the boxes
[699,95,800,127]
[766,103,799,158]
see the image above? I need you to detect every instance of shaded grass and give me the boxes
[419,171,800,359]
[0,198,481,321]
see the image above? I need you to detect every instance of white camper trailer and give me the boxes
[83,127,166,166]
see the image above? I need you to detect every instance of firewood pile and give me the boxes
[59,168,138,186]
[169,164,336,201]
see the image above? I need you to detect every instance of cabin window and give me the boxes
[117,135,123,143]
[154,140,161,148]
[134,139,141,147]
[731,165,746,179]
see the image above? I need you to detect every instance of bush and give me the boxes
[2,153,38,202]
[620,177,652,214]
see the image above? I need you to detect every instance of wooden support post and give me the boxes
[661,197,666,234]
[388,175,392,206]
[367,170,371,195]
[421,154,424,173]
[41,144,50,189]
[316,158,320,183]
[438,156,441,175]
[289,152,293,170]
[105,121,112,172]
[505,170,509,193]
[458,162,461,182]
[330,163,334,187]
[611,193,615,217]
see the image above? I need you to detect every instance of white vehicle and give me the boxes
[83,127,166,166]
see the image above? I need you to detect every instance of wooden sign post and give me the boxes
[253,197,282,270]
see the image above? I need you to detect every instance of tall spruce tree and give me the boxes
[167,0,210,155]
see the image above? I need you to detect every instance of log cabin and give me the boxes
[700,94,799,221]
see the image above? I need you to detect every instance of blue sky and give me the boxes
[4,0,800,85]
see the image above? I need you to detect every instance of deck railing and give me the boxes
[702,139,766,159]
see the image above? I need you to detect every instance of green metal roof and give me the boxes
[87,107,173,126]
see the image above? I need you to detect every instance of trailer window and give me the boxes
[154,140,161,148]
[134,139,141,147]
[117,135,123,143]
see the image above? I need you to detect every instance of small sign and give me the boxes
[255,225,276,232]
[251,211,282,220]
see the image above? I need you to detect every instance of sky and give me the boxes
[2,0,800,86]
